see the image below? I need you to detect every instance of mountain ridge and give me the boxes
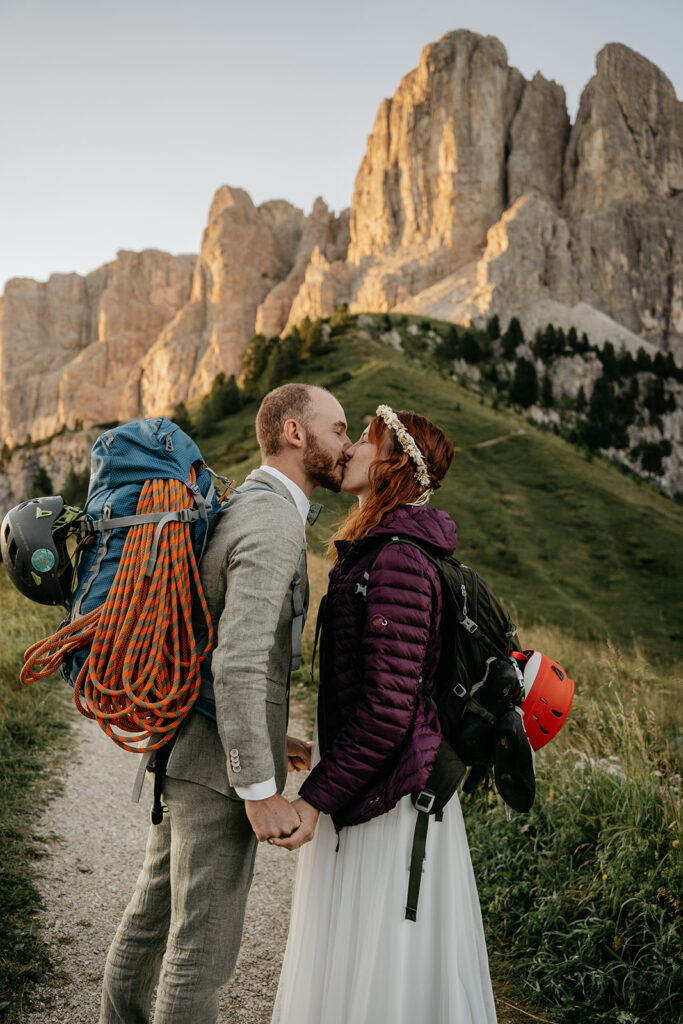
[1,29,681,451]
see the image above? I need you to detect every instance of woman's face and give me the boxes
[341,424,392,502]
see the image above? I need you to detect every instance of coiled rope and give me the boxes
[21,474,214,753]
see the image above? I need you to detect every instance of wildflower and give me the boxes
[602,873,607,880]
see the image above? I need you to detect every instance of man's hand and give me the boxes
[244,793,301,842]
[287,735,313,772]
[270,798,319,850]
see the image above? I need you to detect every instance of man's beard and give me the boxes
[302,433,344,492]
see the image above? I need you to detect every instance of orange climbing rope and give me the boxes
[21,474,214,753]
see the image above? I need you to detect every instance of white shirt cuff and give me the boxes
[234,776,277,801]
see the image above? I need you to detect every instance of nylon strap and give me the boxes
[405,810,430,921]
[360,536,512,662]
[145,509,200,577]
[310,593,327,685]
[83,512,176,533]
[290,547,307,671]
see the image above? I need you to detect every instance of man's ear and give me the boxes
[282,418,304,449]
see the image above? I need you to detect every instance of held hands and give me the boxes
[269,798,319,851]
[244,793,301,843]
[287,734,313,772]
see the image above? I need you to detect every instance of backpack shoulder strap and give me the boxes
[354,535,512,661]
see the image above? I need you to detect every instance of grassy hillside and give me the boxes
[1,310,681,1021]
[197,319,683,667]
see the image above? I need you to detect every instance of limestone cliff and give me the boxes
[0,250,195,448]
[305,33,682,354]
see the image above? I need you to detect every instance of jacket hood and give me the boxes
[336,505,457,559]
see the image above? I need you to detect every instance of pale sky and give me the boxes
[1,0,681,293]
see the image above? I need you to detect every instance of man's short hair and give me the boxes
[256,383,323,456]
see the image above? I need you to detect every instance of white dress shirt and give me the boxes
[233,465,309,801]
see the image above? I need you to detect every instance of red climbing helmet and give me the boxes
[511,650,575,750]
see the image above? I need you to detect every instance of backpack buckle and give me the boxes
[461,615,478,634]
[452,682,467,699]
[415,790,435,813]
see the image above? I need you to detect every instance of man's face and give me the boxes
[301,391,350,492]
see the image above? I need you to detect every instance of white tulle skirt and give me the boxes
[271,790,497,1024]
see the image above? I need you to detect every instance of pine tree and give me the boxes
[541,373,554,407]
[567,326,578,350]
[61,464,91,506]
[509,358,538,408]
[501,317,524,358]
[307,319,326,358]
[460,331,482,364]
[240,334,274,400]
[582,377,618,449]
[486,314,501,339]
[635,347,653,372]
[618,350,636,377]
[267,336,300,390]
[599,342,618,381]
[576,386,587,413]
[209,373,242,417]
[171,401,193,435]
[436,325,459,364]
[644,377,674,419]
[297,317,312,354]
[194,396,215,438]
[28,465,53,498]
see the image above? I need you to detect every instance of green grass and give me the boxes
[461,622,682,1024]
[0,571,68,1021]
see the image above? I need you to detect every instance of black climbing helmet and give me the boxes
[1,496,77,607]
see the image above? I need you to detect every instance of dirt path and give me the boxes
[22,714,305,1024]
[22,713,545,1024]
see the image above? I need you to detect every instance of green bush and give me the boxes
[463,676,682,1024]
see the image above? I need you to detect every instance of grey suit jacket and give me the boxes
[166,469,308,797]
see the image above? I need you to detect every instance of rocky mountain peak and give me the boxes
[564,42,683,211]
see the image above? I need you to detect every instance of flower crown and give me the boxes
[375,405,431,489]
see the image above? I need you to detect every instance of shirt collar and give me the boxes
[258,465,310,526]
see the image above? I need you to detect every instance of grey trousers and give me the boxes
[99,776,258,1024]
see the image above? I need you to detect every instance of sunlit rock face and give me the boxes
[0,250,195,447]
[1,29,681,451]
[0,193,349,443]
[307,32,682,356]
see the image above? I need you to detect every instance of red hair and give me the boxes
[331,410,454,555]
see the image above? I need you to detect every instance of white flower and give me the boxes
[375,404,431,488]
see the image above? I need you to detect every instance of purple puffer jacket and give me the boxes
[299,504,457,830]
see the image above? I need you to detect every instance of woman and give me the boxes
[271,405,497,1024]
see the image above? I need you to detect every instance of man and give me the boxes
[100,383,350,1024]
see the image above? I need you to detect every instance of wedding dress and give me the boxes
[271,781,498,1024]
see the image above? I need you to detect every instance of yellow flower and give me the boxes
[602,873,607,880]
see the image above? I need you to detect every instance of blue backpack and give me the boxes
[63,417,221,687]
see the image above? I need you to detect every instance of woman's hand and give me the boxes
[287,734,313,771]
[269,798,319,850]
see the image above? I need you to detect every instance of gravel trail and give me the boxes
[22,713,306,1024]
